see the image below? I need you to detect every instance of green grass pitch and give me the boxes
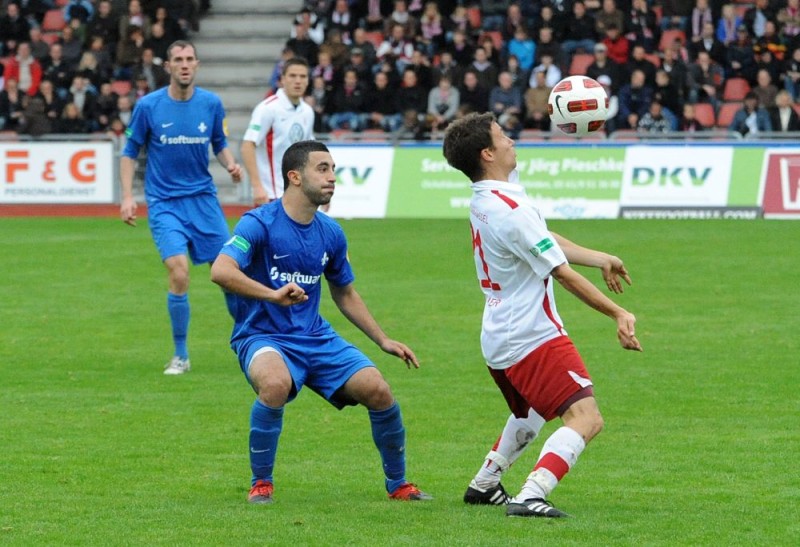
[1,217,798,545]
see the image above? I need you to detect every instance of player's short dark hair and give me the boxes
[282,140,330,189]
[283,57,310,75]
[442,112,495,183]
[166,40,197,60]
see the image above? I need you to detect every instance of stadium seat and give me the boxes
[568,53,594,75]
[480,31,503,51]
[692,103,716,127]
[110,80,132,97]
[364,31,384,49]
[794,103,800,116]
[466,6,482,29]
[55,0,69,6]
[41,33,60,45]
[42,9,66,32]
[644,53,662,68]
[716,102,741,128]
[658,29,686,52]
[723,77,751,101]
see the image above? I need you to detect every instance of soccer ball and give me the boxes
[547,76,609,136]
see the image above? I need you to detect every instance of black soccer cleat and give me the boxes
[506,498,569,518]
[463,481,510,505]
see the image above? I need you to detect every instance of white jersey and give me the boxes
[242,88,315,200]
[470,179,569,369]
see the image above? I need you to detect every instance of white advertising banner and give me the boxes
[620,146,734,207]
[0,141,114,204]
[326,145,394,219]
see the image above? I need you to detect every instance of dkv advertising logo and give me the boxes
[326,146,394,218]
[620,146,733,207]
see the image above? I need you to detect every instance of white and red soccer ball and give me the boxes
[547,76,609,136]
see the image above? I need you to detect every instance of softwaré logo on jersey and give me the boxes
[269,268,321,285]
[159,134,210,145]
[529,238,554,257]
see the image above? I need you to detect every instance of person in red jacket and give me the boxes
[5,42,42,96]
[601,23,630,66]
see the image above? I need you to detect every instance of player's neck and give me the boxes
[168,82,195,101]
[281,194,317,225]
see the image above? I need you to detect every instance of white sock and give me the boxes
[515,426,585,502]
[473,409,545,490]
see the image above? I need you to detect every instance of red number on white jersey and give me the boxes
[471,223,500,291]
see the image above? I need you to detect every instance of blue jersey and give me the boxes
[122,87,229,204]
[219,200,355,344]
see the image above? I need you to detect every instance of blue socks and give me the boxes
[250,399,283,486]
[167,292,189,359]
[369,402,407,494]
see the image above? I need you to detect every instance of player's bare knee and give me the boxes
[256,377,291,407]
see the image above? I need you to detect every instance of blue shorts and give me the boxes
[234,330,375,409]
[148,194,230,264]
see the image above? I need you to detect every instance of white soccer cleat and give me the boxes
[163,356,191,375]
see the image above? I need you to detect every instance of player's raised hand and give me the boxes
[228,162,243,183]
[120,196,138,227]
[252,186,268,207]
[380,340,420,369]
[601,255,632,294]
[270,282,308,306]
[616,311,642,352]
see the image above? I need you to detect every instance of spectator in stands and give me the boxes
[446,29,474,67]
[115,93,134,126]
[653,68,683,120]
[0,2,31,56]
[768,89,800,131]
[753,68,779,108]
[291,7,324,46]
[717,4,742,46]
[116,25,145,81]
[469,46,497,92]
[133,47,168,91]
[131,73,150,100]
[363,70,403,132]
[19,93,51,136]
[689,21,726,65]
[28,27,50,65]
[504,54,529,91]
[94,80,119,130]
[777,0,800,43]
[629,44,657,87]
[489,71,522,130]
[6,42,43,96]
[321,28,350,69]
[327,67,366,131]
[86,1,120,57]
[743,0,775,39]
[384,0,418,38]
[730,91,772,135]
[587,42,624,93]
[144,22,170,63]
[678,103,707,132]
[523,68,551,130]
[375,54,402,88]
[530,52,562,89]
[308,74,329,133]
[312,49,337,94]
[532,5,564,44]
[638,100,675,132]
[346,47,373,83]
[625,0,658,53]
[59,24,85,68]
[55,100,90,133]
[617,68,653,129]
[432,49,462,88]
[417,1,445,57]
[358,0,393,33]
[119,0,151,43]
[406,47,433,90]
[595,0,625,38]
[38,78,65,124]
[688,0,713,44]
[43,43,75,99]
[477,34,501,67]
[754,21,787,65]
[560,1,597,72]
[726,25,757,83]
[458,69,488,114]
[377,22,415,72]
[660,0,693,32]
[479,0,506,32]
[688,50,724,108]
[350,28,378,68]
[396,68,428,139]
[783,46,800,100]
[535,25,562,69]
[67,74,97,125]
[65,0,95,26]
[286,22,320,67]
[601,23,629,66]
[86,36,114,83]
[106,116,128,147]
[500,3,527,43]
[327,0,356,43]
[15,0,49,28]
[426,74,459,133]
[597,74,620,133]
[153,5,187,43]
[661,43,691,103]
[507,26,535,72]
[444,4,472,43]
[0,77,25,131]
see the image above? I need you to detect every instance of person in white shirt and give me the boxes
[442,112,642,518]
[241,58,314,206]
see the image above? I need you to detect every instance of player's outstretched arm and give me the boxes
[211,254,307,306]
[551,231,632,294]
[551,263,643,352]
[216,148,242,183]
[119,156,138,226]
[329,283,420,369]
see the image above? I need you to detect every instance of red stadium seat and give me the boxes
[568,53,594,76]
[480,31,503,51]
[692,103,716,127]
[723,77,751,101]
[42,9,66,32]
[716,102,741,128]
[644,53,662,68]
[658,29,686,52]
[110,80,132,97]
[466,6,482,29]
[364,31,384,49]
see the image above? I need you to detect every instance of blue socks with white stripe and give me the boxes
[250,399,283,486]
[369,402,407,494]
[167,292,189,359]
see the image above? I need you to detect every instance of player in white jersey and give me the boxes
[442,112,642,518]
[241,58,315,205]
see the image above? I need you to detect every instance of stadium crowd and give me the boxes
[0,0,208,138]
[278,0,800,137]
[2,0,800,139]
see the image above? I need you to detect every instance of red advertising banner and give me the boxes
[762,151,800,219]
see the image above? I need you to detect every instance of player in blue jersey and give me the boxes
[210,140,431,504]
[119,40,243,375]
